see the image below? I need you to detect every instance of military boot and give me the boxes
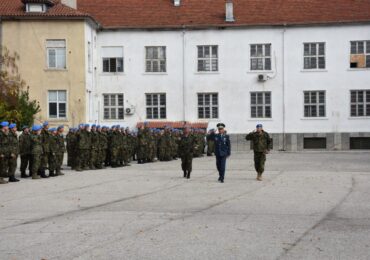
[49,170,56,177]
[183,171,187,178]
[75,167,83,172]
[186,171,191,179]
[21,171,29,178]
[256,173,262,181]
[40,171,49,178]
[56,170,64,176]
[9,176,20,182]
[0,177,8,184]
[32,172,41,179]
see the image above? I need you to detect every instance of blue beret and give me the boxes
[43,121,49,126]
[256,124,263,128]
[57,125,64,130]
[49,128,56,132]
[92,124,96,128]
[84,124,90,128]
[1,121,9,127]
[96,125,101,129]
[9,123,17,129]
[32,125,42,131]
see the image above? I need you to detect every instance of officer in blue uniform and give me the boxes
[214,123,231,183]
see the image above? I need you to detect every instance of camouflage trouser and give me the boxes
[77,149,90,169]
[97,149,106,168]
[56,153,64,173]
[49,153,57,172]
[181,154,193,172]
[110,147,120,166]
[67,149,74,167]
[254,152,266,174]
[31,154,42,176]
[0,156,8,177]
[90,148,98,168]
[41,152,49,170]
[7,155,17,177]
[20,154,32,174]
[207,141,215,155]
[137,145,147,160]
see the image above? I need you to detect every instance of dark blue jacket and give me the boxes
[214,133,231,157]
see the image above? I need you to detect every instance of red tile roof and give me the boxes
[136,121,209,129]
[0,0,92,19]
[77,0,370,29]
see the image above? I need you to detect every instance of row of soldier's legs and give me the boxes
[254,152,266,175]
[20,155,32,175]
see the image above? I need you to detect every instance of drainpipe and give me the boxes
[182,27,186,123]
[0,17,3,70]
[282,25,287,151]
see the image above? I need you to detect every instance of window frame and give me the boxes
[250,91,272,118]
[303,42,326,70]
[46,39,67,70]
[102,94,125,120]
[197,93,219,119]
[197,45,219,72]
[303,91,326,118]
[145,93,167,119]
[145,46,167,73]
[47,90,67,120]
[250,44,272,71]
[350,90,370,117]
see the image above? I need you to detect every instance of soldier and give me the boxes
[75,124,91,171]
[30,125,44,179]
[0,121,10,184]
[40,122,52,176]
[215,123,231,183]
[158,126,172,161]
[97,126,108,169]
[137,124,149,164]
[19,126,32,178]
[110,125,121,168]
[7,123,20,182]
[245,124,272,181]
[206,129,216,156]
[48,128,58,177]
[179,126,197,179]
[90,124,99,170]
[56,126,66,175]
[66,127,77,168]
[120,127,131,166]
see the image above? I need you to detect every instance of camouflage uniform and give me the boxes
[19,131,32,177]
[76,129,91,171]
[90,129,99,169]
[56,133,66,175]
[0,130,11,180]
[41,128,52,174]
[245,131,272,176]
[7,130,19,179]
[179,133,197,179]
[98,129,108,168]
[49,133,58,176]
[137,128,149,164]
[30,133,43,179]
[66,130,77,168]
[110,130,121,167]
[158,131,172,161]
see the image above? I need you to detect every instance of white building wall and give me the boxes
[93,24,370,136]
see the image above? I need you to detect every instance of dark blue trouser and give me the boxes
[216,155,227,181]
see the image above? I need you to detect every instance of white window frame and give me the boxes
[26,3,46,13]
[145,46,166,73]
[250,44,272,71]
[46,40,66,70]
[350,41,370,69]
[303,42,326,70]
[250,92,272,118]
[101,46,124,73]
[48,90,67,119]
[350,90,370,117]
[197,45,218,72]
[304,91,326,117]
[197,93,219,119]
[146,93,166,119]
[103,94,124,120]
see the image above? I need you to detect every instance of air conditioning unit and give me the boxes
[258,74,268,82]
[125,106,135,115]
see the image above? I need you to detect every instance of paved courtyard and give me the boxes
[0,151,370,260]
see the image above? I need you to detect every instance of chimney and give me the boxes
[61,0,77,9]
[173,0,181,7]
[225,0,235,22]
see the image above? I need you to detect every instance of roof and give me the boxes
[136,121,209,129]
[77,0,370,29]
[0,0,93,19]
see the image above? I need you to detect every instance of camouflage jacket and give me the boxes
[19,132,32,155]
[0,131,10,156]
[178,134,197,157]
[30,134,43,155]
[8,131,19,155]
[245,131,272,152]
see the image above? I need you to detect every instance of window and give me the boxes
[350,90,370,117]
[350,41,370,68]
[48,90,67,119]
[146,93,166,119]
[304,138,327,149]
[198,93,219,119]
[303,43,325,69]
[26,3,46,13]
[250,44,271,71]
[250,92,271,118]
[145,47,166,72]
[46,40,66,69]
[197,45,218,72]
[102,47,123,73]
[304,91,326,117]
[103,94,124,120]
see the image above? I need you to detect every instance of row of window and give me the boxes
[45,40,370,71]
[48,90,370,120]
